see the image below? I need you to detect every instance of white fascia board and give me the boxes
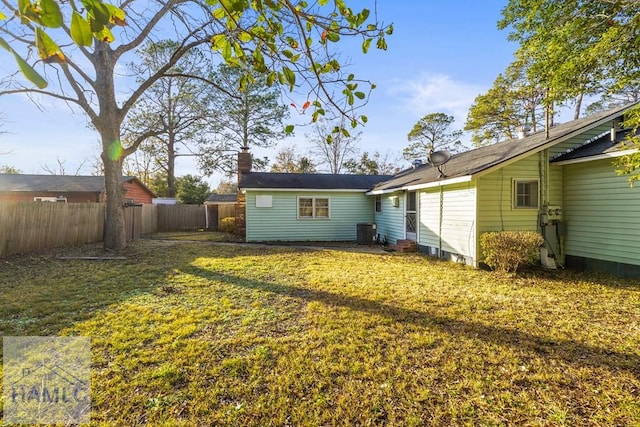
[551,149,638,166]
[365,176,472,194]
[242,188,369,193]
[405,175,473,190]
[366,189,398,196]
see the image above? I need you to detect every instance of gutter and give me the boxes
[551,148,638,166]
[366,175,472,195]
[405,175,473,191]
[241,188,371,193]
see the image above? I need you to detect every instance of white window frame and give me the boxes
[513,179,539,209]
[297,196,330,219]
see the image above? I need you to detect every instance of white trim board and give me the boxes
[551,149,638,166]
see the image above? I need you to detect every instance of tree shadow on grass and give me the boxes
[0,241,314,338]
[185,265,640,380]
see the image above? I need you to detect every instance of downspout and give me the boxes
[539,148,560,265]
[439,185,443,258]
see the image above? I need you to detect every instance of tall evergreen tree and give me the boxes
[404,113,462,161]
[122,40,216,197]
[198,64,289,177]
[465,60,545,146]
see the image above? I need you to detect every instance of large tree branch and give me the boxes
[119,38,211,119]
[0,88,82,106]
[113,0,183,60]
[163,73,242,100]
[59,55,97,92]
[122,127,168,157]
[58,63,99,123]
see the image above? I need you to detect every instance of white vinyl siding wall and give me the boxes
[245,191,374,242]
[563,159,640,266]
[418,182,477,266]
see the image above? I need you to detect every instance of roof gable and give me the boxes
[372,102,639,192]
[0,174,155,196]
[551,128,639,163]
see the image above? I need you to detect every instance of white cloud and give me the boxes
[387,73,486,126]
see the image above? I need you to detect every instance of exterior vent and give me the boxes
[517,125,531,139]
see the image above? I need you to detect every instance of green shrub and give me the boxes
[480,230,544,273]
[218,217,236,234]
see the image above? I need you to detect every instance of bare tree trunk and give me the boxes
[168,135,177,197]
[96,41,127,250]
[102,138,126,250]
[574,93,583,120]
[531,103,537,132]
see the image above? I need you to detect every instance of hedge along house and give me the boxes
[367,102,640,276]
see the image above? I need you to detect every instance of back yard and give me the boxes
[1,234,639,425]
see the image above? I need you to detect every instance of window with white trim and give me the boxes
[297,197,330,219]
[513,179,539,208]
[375,195,382,213]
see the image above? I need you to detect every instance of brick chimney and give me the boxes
[237,146,252,183]
[236,146,252,239]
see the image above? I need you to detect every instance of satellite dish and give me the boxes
[428,150,451,167]
[427,150,451,178]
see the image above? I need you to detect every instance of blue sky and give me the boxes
[0,0,517,184]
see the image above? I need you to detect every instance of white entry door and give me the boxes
[405,191,417,241]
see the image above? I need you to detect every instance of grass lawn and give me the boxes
[1,234,639,425]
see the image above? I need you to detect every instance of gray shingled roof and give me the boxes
[0,174,143,193]
[239,172,393,190]
[551,128,639,163]
[206,193,237,203]
[371,102,639,192]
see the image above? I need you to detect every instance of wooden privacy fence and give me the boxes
[0,202,105,257]
[141,204,158,235]
[156,204,207,231]
[124,205,142,241]
[206,204,236,231]
[0,202,212,257]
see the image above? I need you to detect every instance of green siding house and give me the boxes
[239,173,391,242]
[239,102,640,277]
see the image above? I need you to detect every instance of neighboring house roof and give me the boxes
[551,128,639,164]
[239,172,393,191]
[0,174,156,196]
[370,102,639,193]
[206,193,237,203]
